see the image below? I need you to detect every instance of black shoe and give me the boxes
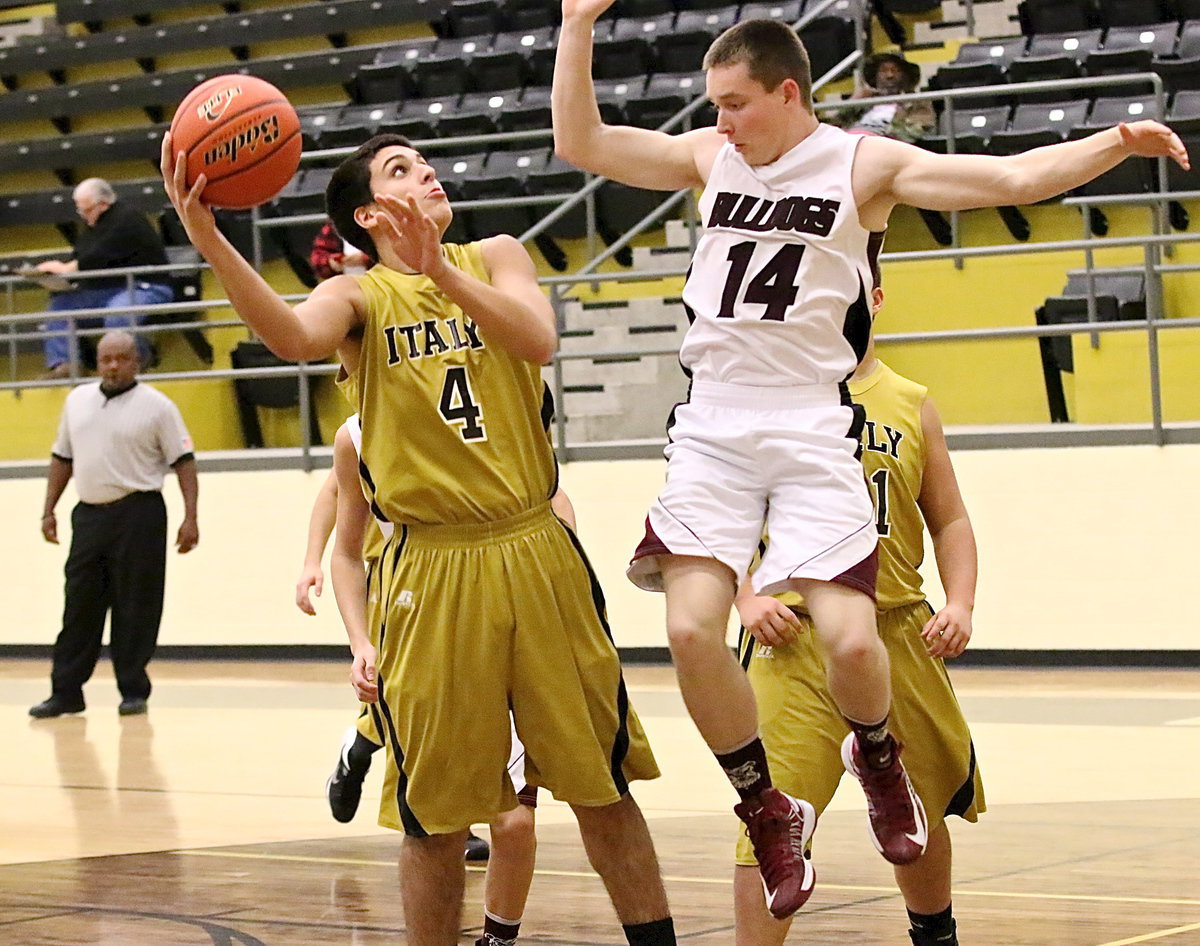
[464,830,490,862]
[909,920,958,946]
[29,696,85,718]
[118,698,148,716]
[326,727,370,823]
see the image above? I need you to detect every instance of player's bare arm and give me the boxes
[554,0,717,190]
[296,468,339,615]
[161,133,366,363]
[551,488,578,531]
[366,196,556,364]
[854,121,1189,229]
[329,426,377,702]
[735,577,804,648]
[914,397,976,659]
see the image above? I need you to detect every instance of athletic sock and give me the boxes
[907,904,957,945]
[623,916,676,946]
[845,715,896,770]
[714,736,772,801]
[347,733,380,771]
[482,910,521,944]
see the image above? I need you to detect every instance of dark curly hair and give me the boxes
[325,133,413,263]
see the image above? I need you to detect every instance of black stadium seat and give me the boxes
[2,44,388,122]
[1017,0,1095,35]
[950,35,1029,70]
[1036,272,1146,421]
[656,7,738,75]
[921,104,1012,154]
[988,99,1090,154]
[1086,22,1178,77]
[625,72,714,131]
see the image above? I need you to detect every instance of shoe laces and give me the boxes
[859,756,909,823]
[744,799,805,888]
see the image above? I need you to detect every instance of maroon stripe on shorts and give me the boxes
[630,516,670,563]
[834,545,878,601]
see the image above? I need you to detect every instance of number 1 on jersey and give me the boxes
[717,241,806,322]
[439,366,486,441]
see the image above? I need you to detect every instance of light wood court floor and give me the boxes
[1,660,1198,945]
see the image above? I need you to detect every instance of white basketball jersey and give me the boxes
[680,123,877,387]
[342,414,394,540]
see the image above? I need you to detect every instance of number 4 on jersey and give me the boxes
[439,366,486,441]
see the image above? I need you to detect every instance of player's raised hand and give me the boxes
[367,194,445,278]
[160,132,217,240]
[562,0,618,23]
[921,601,972,659]
[737,594,804,648]
[1118,121,1190,169]
[351,644,378,703]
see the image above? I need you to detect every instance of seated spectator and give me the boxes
[36,178,173,379]
[309,219,370,282]
[831,52,934,143]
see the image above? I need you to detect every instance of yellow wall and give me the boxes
[3,444,1198,654]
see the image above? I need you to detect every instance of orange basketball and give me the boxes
[169,74,302,210]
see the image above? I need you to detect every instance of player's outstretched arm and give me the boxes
[553,0,717,191]
[915,397,976,659]
[859,120,1189,221]
[296,468,339,615]
[329,426,377,702]
[160,134,364,362]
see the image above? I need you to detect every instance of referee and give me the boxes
[30,331,199,719]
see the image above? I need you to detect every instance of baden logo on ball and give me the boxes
[170,74,302,210]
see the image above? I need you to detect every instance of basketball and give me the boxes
[168,74,302,210]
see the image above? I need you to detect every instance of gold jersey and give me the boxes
[769,360,929,611]
[350,243,557,526]
[852,360,928,610]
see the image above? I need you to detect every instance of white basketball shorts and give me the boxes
[627,379,877,598]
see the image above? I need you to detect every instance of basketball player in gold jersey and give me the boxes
[162,133,674,946]
[733,288,983,946]
[326,418,547,946]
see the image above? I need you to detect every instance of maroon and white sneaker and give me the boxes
[734,787,817,919]
[841,733,928,865]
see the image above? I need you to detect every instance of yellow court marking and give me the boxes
[177,852,1200,909]
[1094,922,1200,946]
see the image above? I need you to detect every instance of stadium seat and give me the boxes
[1035,271,1146,421]
[738,1,805,26]
[656,7,738,75]
[495,84,555,141]
[439,0,504,39]
[1017,0,1096,35]
[1086,22,1179,76]
[317,102,399,150]
[988,99,1090,153]
[928,61,1009,108]
[950,35,1029,69]
[1153,20,1200,94]
[625,72,713,131]
[799,15,857,82]
[920,104,1012,154]
[1095,0,1175,28]
[407,37,486,98]
[591,16,663,79]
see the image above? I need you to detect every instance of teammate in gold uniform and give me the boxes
[163,132,674,946]
[734,326,984,946]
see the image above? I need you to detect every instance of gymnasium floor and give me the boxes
[1,660,1198,945]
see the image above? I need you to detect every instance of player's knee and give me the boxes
[824,627,884,672]
[489,805,536,852]
[665,617,726,657]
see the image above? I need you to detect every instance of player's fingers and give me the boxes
[159,132,173,182]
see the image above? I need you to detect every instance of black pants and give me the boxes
[51,491,168,702]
